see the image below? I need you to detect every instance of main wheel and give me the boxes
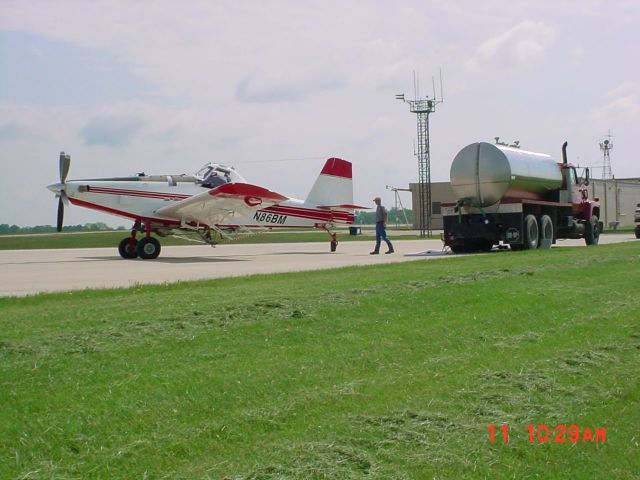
[118,237,138,259]
[539,215,553,249]
[137,237,161,259]
[584,215,600,245]
[523,214,539,250]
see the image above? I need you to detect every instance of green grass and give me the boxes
[0,229,427,250]
[1,243,639,479]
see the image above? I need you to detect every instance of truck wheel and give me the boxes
[635,225,640,239]
[477,240,493,252]
[584,215,600,245]
[524,214,539,250]
[539,215,553,249]
[450,244,467,254]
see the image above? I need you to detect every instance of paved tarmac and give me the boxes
[0,234,636,297]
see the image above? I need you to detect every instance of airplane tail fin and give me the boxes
[305,158,364,209]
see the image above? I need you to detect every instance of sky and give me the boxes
[1,0,638,227]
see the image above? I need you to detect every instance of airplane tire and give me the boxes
[524,214,539,250]
[137,237,161,259]
[118,237,138,259]
[330,240,337,252]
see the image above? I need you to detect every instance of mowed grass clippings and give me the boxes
[1,243,639,479]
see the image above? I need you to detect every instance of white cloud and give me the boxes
[469,20,555,70]
[80,114,146,147]
[591,82,640,123]
[0,1,639,227]
[236,70,347,104]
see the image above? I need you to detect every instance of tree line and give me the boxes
[0,223,125,234]
[355,208,413,225]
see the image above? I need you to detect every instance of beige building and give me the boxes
[410,178,640,231]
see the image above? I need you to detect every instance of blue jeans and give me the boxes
[375,222,393,252]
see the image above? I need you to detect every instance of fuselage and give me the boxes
[50,177,354,229]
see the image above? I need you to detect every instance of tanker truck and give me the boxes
[442,141,602,253]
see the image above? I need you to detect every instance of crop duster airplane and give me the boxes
[47,153,365,259]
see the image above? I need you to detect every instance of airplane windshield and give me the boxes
[195,165,214,179]
[195,163,246,186]
[196,163,233,189]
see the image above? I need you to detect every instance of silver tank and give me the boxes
[450,142,563,207]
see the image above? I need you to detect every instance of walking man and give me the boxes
[371,196,394,254]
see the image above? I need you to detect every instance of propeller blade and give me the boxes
[59,152,70,183]
[60,189,69,206]
[57,196,64,232]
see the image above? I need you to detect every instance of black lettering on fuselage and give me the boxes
[253,211,288,225]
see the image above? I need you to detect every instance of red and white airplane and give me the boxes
[47,153,365,259]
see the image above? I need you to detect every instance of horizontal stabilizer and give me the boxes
[318,204,370,210]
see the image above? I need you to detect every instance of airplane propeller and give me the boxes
[55,152,71,232]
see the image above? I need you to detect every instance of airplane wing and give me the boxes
[155,182,288,227]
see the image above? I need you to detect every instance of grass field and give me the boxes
[1,242,639,479]
[0,229,426,250]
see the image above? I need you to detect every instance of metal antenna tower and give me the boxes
[396,71,443,237]
[599,131,614,179]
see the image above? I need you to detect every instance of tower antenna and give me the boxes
[395,70,444,237]
[599,130,614,179]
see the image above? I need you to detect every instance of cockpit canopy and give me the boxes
[195,163,246,188]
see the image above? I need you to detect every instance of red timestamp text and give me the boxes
[487,424,606,444]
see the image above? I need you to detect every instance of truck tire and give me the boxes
[584,215,600,245]
[635,225,640,239]
[524,214,539,250]
[539,215,553,249]
[450,244,467,254]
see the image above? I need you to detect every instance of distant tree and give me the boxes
[355,208,412,225]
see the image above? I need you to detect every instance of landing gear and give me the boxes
[118,237,138,259]
[318,224,338,252]
[118,219,162,259]
[137,237,161,259]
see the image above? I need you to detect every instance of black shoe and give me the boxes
[370,251,379,255]
[385,249,394,254]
